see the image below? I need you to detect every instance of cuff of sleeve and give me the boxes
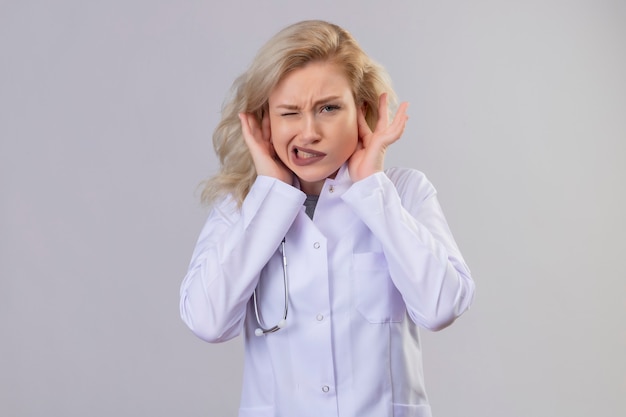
[341,171,396,215]
[242,176,306,228]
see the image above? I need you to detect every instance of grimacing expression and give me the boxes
[268,61,359,195]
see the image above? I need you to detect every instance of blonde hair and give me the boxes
[201,20,398,207]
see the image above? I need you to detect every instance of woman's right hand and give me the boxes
[239,112,293,184]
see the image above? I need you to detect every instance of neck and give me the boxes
[298,168,340,195]
[299,179,324,196]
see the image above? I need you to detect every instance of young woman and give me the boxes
[180,20,475,417]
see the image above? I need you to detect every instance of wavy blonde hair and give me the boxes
[201,20,398,207]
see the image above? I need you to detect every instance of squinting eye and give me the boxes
[281,112,297,117]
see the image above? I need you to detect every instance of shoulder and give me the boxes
[383,167,437,201]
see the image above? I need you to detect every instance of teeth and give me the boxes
[298,150,318,159]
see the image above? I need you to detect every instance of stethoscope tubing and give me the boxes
[253,238,288,336]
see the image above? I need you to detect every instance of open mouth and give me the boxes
[295,148,324,159]
[294,149,322,159]
[292,146,325,165]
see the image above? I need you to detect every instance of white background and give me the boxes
[1,1,625,416]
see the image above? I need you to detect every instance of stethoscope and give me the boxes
[253,238,289,336]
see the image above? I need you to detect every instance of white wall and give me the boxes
[1,1,624,416]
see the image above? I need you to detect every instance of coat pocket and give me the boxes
[353,251,406,323]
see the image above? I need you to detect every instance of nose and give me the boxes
[300,114,321,144]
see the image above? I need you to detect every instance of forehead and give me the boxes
[269,61,353,105]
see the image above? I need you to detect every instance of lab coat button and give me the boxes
[329,185,335,193]
[313,242,320,249]
[316,314,324,321]
[322,385,330,393]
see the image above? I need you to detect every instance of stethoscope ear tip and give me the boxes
[255,328,264,337]
[278,319,286,329]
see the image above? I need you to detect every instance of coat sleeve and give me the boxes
[341,168,475,331]
[179,176,305,343]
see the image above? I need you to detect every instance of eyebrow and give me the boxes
[274,96,342,110]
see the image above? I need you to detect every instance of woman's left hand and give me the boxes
[348,93,409,182]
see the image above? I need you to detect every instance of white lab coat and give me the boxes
[180,164,474,417]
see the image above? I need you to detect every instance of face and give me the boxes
[268,61,358,195]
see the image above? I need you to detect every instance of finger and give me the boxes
[385,102,409,143]
[261,112,271,143]
[357,106,372,139]
[375,93,389,132]
[391,102,409,128]
[396,101,409,118]
[261,113,277,158]
[391,102,409,131]
[239,113,254,134]
[239,112,262,149]
[239,113,252,142]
